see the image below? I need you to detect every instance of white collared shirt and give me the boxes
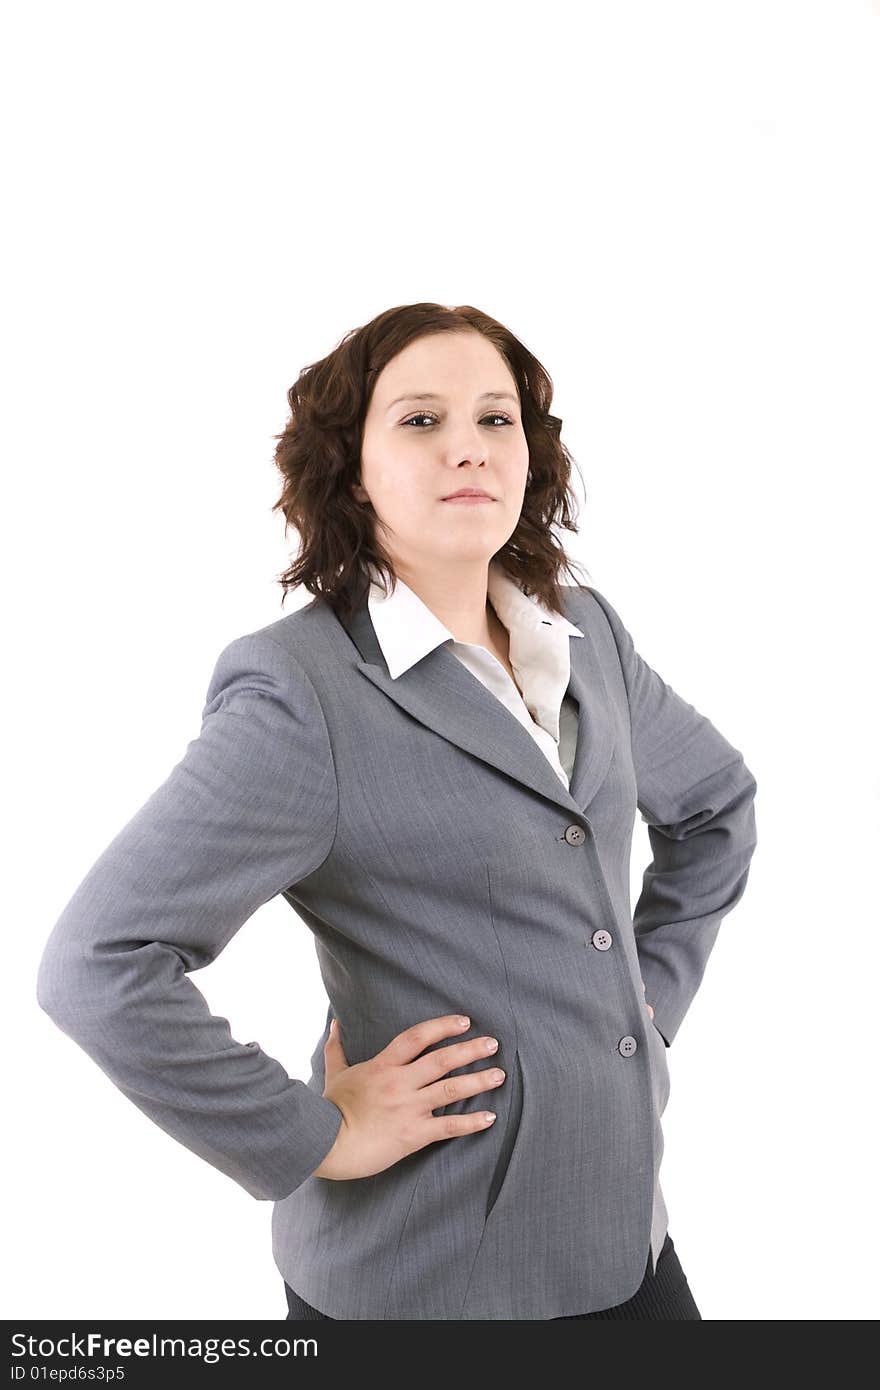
[366,558,584,787]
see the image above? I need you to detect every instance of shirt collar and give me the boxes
[366,558,583,680]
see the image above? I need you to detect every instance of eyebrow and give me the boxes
[385,390,519,412]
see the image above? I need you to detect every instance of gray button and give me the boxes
[564,824,586,845]
[591,929,612,950]
[618,1035,638,1056]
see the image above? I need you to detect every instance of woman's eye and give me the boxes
[402,412,514,428]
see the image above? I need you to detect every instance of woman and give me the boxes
[37,302,757,1320]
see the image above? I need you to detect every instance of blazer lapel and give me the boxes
[334,586,616,817]
[564,609,618,812]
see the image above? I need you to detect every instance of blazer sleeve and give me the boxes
[588,588,758,1047]
[36,631,344,1202]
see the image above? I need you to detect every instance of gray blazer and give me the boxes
[36,583,758,1320]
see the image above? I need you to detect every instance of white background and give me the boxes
[4,0,879,1321]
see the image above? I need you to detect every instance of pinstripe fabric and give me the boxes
[362,561,668,1276]
[37,580,757,1319]
[284,1230,701,1320]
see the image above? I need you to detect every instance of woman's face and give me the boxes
[356,330,530,577]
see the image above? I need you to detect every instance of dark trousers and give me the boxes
[284,1231,701,1320]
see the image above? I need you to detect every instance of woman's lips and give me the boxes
[441,495,495,505]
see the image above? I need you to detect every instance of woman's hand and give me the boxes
[642,979,655,1019]
[312,1015,505,1181]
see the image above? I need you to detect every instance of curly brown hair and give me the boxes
[270,302,592,623]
